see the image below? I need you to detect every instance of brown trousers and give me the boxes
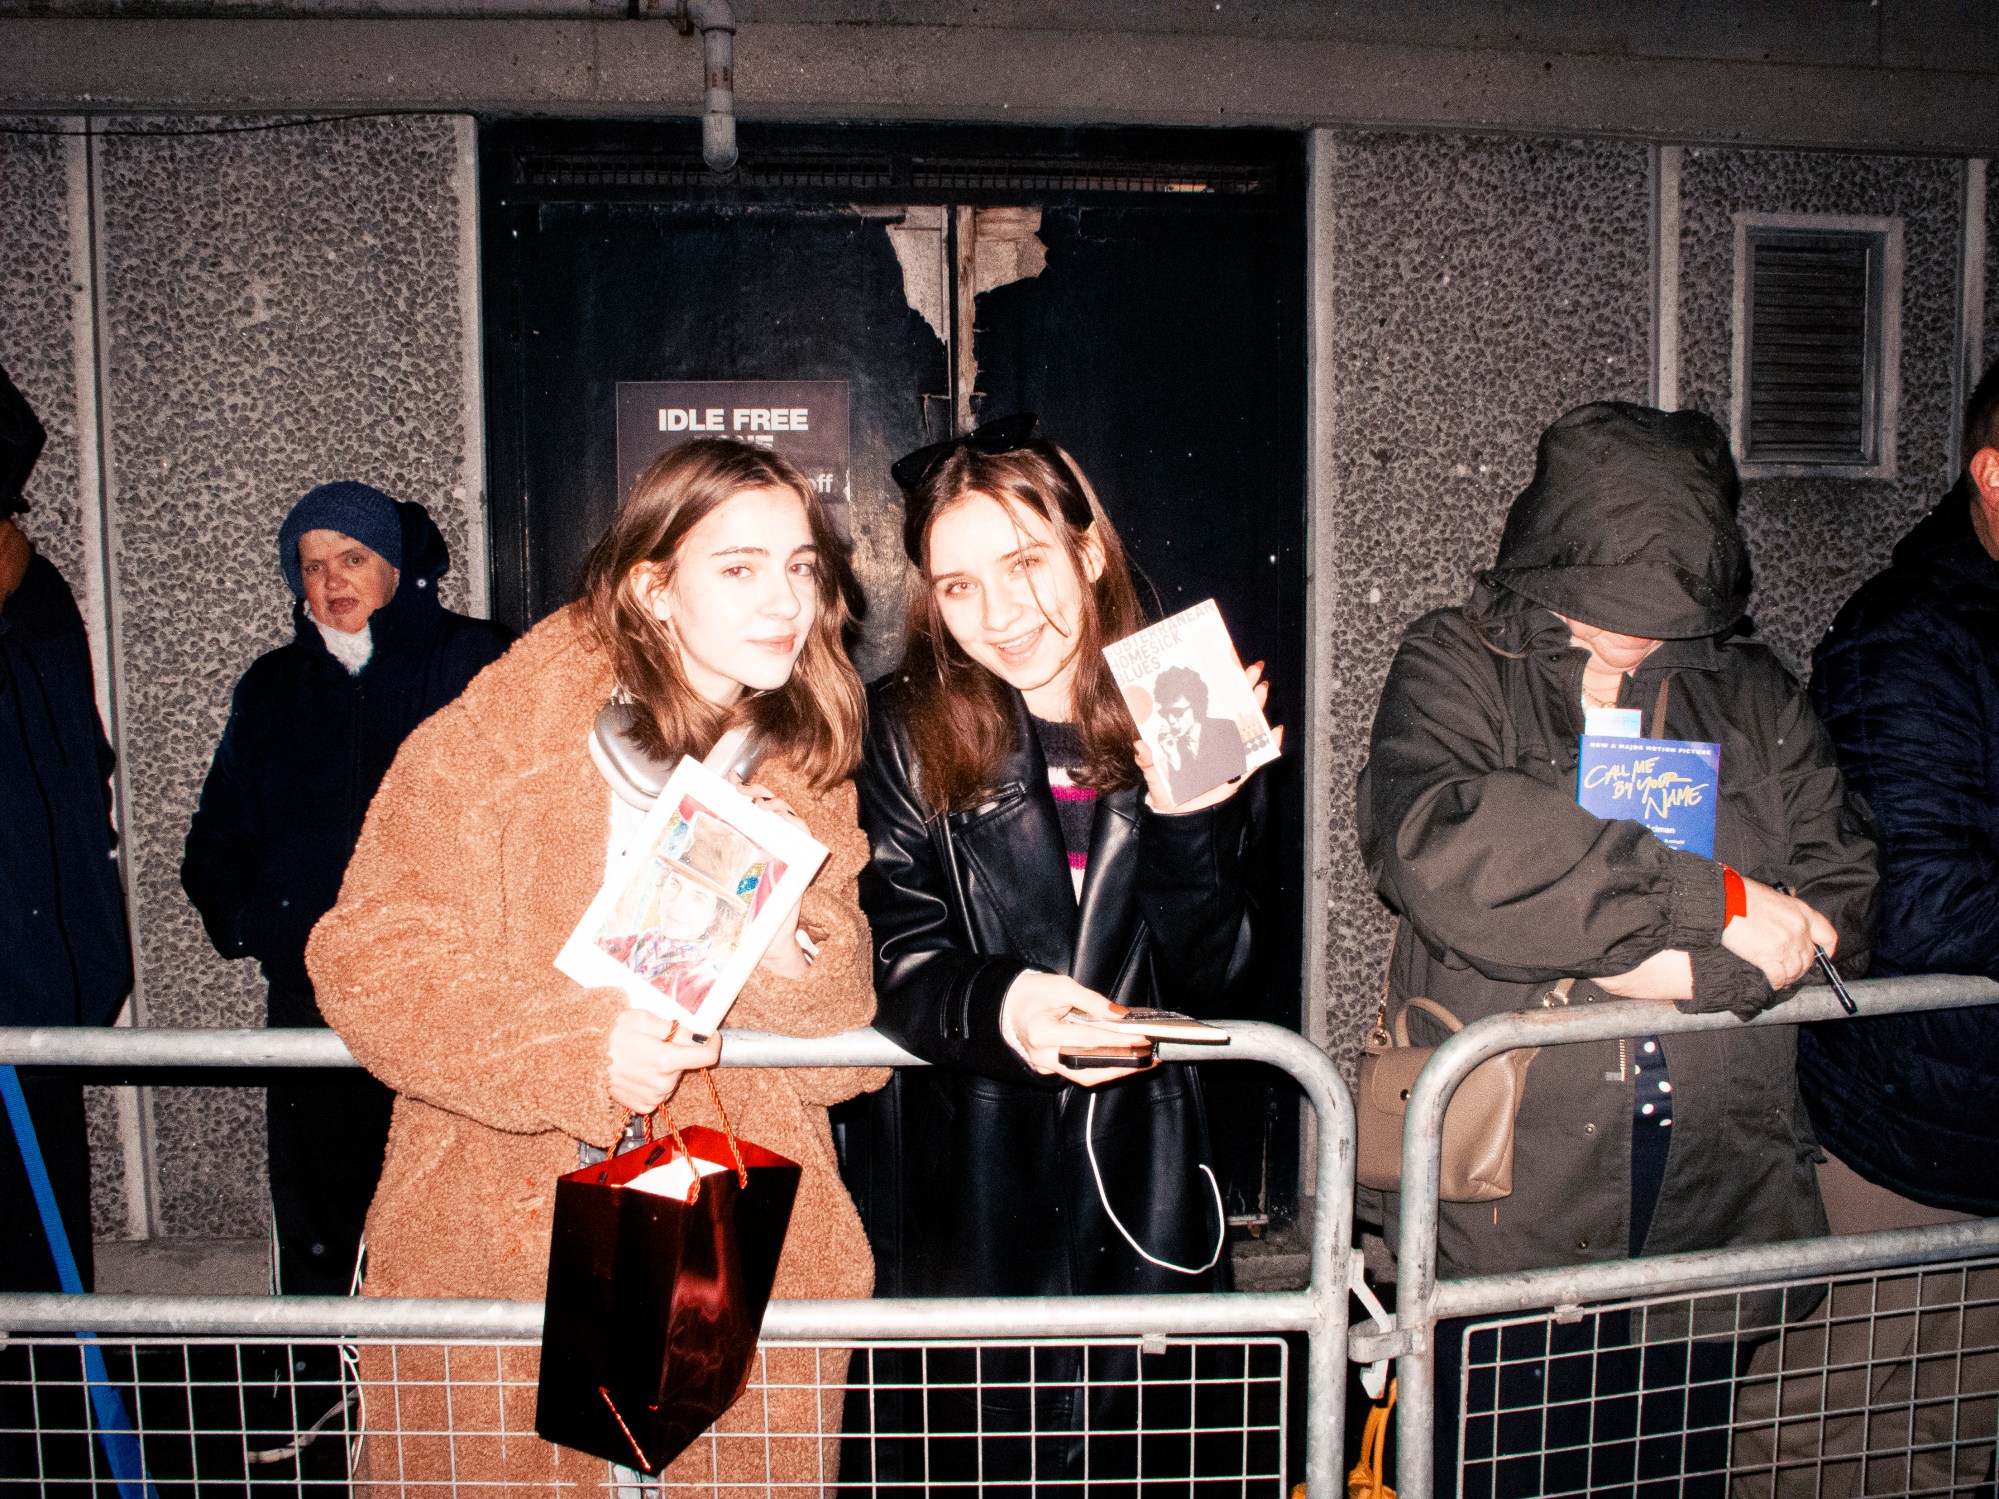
[1730,1155,1998,1498]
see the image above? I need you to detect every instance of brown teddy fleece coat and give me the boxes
[306,605,886,1496]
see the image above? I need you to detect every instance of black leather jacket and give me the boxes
[838,676,1262,1300]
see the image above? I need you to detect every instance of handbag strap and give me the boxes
[698,1064,749,1187]
[1392,994,1467,1047]
[1370,923,1397,1048]
[636,1098,703,1202]
[1374,922,1471,1047]
[1650,674,1672,738]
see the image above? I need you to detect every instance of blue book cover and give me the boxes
[1577,735,1721,858]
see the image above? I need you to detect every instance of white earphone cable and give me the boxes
[1084,1090,1226,1276]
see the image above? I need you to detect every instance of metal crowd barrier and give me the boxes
[0,1020,1352,1496]
[1349,973,1999,1499]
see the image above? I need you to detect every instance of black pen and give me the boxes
[1775,883,1857,1015]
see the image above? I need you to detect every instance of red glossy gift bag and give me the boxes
[534,1082,800,1475]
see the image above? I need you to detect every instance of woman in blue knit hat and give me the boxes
[180,480,513,1459]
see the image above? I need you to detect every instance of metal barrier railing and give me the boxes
[0,1020,1353,1496]
[1351,973,1999,1499]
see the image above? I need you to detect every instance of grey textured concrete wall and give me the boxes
[1313,132,1654,1070]
[91,113,482,1235]
[0,113,484,1239]
[1677,148,1962,678]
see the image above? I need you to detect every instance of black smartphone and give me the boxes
[1057,1045,1155,1069]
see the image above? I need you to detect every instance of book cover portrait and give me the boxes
[1104,599,1278,807]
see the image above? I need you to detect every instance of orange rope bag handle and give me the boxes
[630,1020,749,1203]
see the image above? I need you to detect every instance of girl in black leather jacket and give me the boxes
[836,416,1274,1491]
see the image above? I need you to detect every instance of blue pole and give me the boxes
[0,1063,156,1499]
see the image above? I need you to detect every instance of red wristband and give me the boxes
[1721,865,1748,928]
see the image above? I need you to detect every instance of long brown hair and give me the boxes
[577,439,865,790]
[897,438,1147,812]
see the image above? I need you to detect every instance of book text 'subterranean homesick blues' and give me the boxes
[1103,599,1279,807]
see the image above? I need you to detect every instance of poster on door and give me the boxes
[616,381,851,530]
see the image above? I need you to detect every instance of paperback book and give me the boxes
[1576,734,1722,858]
[1103,599,1279,807]
[556,755,827,1034]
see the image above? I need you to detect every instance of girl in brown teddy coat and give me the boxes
[307,439,885,1496]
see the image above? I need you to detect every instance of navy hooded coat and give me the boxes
[181,501,513,1008]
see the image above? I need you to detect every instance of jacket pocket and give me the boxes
[1715,771,1785,875]
[947,781,1028,829]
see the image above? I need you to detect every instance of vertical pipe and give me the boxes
[681,0,736,174]
[699,22,736,174]
[1652,144,1683,412]
[451,115,490,619]
[66,115,159,1241]
[1953,158,1987,476]
[1302,126,1338,1097]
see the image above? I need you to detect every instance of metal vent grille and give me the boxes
[1742,230,1882,466]
[909,159,1269,195]
[519,154,895,191]
[511,151,1276,203]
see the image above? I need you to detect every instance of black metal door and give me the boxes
[481,120,1307,1227]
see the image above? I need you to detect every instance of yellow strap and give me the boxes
[1345,1377,1398,1499]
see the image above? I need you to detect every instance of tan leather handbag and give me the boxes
[1355,985,1547,1203]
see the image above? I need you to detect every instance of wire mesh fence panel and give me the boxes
[1731,1255,1999,1499]
[1,1334,1289,1497]
[1439,1255,1999,1499]
[0,1336,363,1495]
[837,1339,1288,1496]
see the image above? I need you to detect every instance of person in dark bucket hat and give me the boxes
[180,480,514,1457]
[1357,400,1878,1496]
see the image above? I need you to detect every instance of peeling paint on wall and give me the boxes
[972,206,1047,296]
[883,204,1046,425]
[884,205,949,345]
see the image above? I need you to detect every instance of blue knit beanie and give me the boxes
[277,481,404,599]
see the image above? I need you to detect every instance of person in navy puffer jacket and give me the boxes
[1805,366,1999,1217]
[1,364,130,1308]
[1777,364,1999,1496]
[182,483,513,1310]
